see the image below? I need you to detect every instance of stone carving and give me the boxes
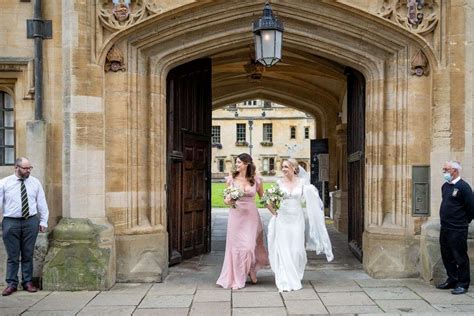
[105,45,126,72]
[98,0,163,32]
[244,60,265,81]
[411,49,429,76]
[378,0,439,35]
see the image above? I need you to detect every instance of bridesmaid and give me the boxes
[216,153,269,289]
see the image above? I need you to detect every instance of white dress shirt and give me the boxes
[0,174,49,227]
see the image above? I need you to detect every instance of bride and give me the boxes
[267,158,334,292]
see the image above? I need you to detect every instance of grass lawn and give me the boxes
[211,182,274,208]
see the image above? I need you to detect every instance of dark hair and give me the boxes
[232,153,256,186]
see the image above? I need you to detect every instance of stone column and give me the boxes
[421,1,474,284]
[42,1,115,290]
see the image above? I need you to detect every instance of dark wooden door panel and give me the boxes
[167,58,212,265]
[346,67,365,262]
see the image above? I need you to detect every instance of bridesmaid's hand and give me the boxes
[224,196,236,207]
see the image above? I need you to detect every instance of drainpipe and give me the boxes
[33,0,43,120]
[27,0,52,120]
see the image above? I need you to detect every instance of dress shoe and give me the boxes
[452,286,468,295]
[2,286,17,296]
[23,282,38,293]
[436,281,456,290]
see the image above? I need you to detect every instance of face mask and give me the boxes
[443,172,452,183]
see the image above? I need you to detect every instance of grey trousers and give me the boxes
[2,215,39,287]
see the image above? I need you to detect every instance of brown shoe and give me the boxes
[23,282,38,293]
[2,286,17,296]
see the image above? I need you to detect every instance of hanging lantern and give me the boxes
[252,2,284,67]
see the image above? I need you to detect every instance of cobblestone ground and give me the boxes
[2,209,474,315]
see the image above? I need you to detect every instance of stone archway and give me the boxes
[97,1,438,281]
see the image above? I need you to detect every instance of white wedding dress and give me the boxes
[267,176,334,292]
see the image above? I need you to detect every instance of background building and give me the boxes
[211,100,315,179]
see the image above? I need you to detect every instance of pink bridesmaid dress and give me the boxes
[216,176,269,289]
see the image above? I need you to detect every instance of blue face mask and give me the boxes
[443,172,452,183]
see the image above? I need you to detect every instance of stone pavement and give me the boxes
[2,209,474,315]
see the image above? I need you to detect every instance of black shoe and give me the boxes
[451,286,468,295]
[436,281,456,290]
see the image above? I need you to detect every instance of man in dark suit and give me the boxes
[436,160,474,295]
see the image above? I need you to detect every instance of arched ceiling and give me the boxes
[211,45,347,117]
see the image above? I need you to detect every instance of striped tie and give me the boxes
[19,179,29,218]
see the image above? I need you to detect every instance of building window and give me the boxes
[236,123,246,142]
[0,92,15,165]
[218,159,225,172]
[304,126,310,139]
[290,126,296,139]
[269,157,275,171]
[263,123,272,142]
[262,157,275,174]
[212,126,221,144]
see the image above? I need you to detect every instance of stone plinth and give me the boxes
[116,232,168,282]
[363,231,420,278]
[420,220,474,285]
[42,218,115,290]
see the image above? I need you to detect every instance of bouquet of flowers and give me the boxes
[261,184,285,211]
[223,186,244,208]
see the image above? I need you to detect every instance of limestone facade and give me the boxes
[0,0,472,289]
[211,100,315,178]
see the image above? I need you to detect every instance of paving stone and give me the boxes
[319,291,375,306]
[232,291,284,307]
[108,283,152,294]
[193,289,231,302]
[375,299,439,313]
[77,305,136,315]
[281,288,319,300]
[364,287,421,300]
[0,291,49,308]
[147,283,196,296]
[285,299,327,314]
[190,301,230,316]
[22,311,77,316]
[88,292,145,306]
[355,279,407,288]
[433,304,474,313]
[28,291,99,311]
[416,291,474,304]
[326,305,384,314]
[139,294,193,308]
[0,308,30,316]
[311,279,362,292]
[232,307,287,316]
[133,308,189,316]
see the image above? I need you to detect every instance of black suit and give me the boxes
[439,178,474,289]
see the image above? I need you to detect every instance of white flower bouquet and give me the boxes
[261,184,285,211]
[223,186,244,208]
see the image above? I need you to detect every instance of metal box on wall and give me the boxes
[412,165,430,216]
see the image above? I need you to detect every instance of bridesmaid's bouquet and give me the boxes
[223,186,244,208]
[261,184,285,211]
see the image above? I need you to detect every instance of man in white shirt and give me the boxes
[1,157,49,296]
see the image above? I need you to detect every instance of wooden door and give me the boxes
[346,67,365,262]
[166,59,212,265]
